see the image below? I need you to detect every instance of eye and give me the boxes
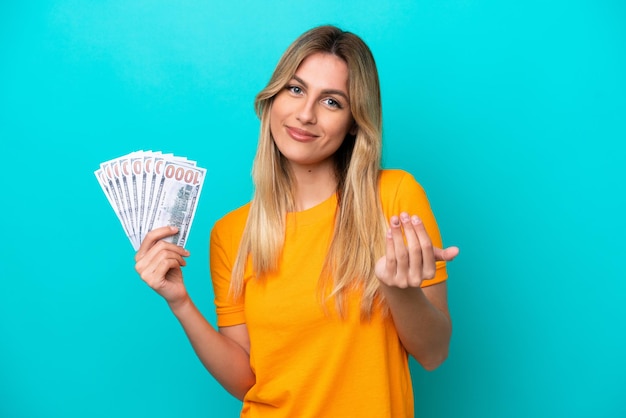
[286,85,303,95]
[322,97,343,109]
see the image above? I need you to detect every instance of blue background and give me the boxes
[1,1,624,417]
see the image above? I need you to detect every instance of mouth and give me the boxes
[285,126,318,142]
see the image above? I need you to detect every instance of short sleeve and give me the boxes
[379,170,448,287]
[209,206,249,327]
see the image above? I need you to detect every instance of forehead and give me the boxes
[294,52,349,91]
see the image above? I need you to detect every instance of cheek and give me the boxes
[269,98,288,129]
[329,116,354,139]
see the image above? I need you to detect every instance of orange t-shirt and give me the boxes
[210,169,448,418]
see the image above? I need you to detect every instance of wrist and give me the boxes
[379,281,424,296]
[168,294,193,316]
[379,282,428,307]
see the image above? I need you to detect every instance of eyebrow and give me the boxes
[291,75,350,103]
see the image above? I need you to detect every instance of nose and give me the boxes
[296,98,317,125]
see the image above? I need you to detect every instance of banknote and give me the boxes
[145,160,205,247]
[100,159,137,247]
[95,151,205,250]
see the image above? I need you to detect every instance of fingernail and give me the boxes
[391,216,400,227]
[400,213,410,223]
[412,215,422,225]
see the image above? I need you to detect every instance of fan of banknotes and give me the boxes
[94,151,206,250]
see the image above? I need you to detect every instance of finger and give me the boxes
[411,215,436,280]
[142,258,183,288]
[139,250,185,281]
[135,241,189,275]
[154,249,187,270]
[136,226,180,261]
[434,246,460,262]
[400,213,423,286]
[146,239,190,260]
[376,228,396,284]
[389,215,410,285]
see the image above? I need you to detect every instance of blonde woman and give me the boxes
[135,25,459,418]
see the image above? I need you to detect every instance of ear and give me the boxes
[349,122,358,136]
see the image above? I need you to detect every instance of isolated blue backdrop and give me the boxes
[1,1,624,417]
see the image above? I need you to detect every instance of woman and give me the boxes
[135,25,458,418]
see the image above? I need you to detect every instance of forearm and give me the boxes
[381,284,451,371]
[169,297,255,399]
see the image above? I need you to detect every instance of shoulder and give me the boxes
[210,202,251,248]
[378,169,444,248]
[214,202,251,230]
[379,169,426,198]
[378,169,431,216]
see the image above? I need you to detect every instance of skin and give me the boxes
[134,52,459,401]
[134,227,254,399]
[270,52,356,211]
[376,214,459,370]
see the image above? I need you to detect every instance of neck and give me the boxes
[290,161,338,211]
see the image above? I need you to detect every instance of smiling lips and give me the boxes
[285,126,319,142]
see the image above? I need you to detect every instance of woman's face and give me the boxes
[270,52,355,172]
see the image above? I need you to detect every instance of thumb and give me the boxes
[434,246,460,262]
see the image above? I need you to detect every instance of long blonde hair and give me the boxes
[231,25,387,318]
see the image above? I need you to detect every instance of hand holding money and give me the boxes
[134,225,191,307]
[95,151,206,250]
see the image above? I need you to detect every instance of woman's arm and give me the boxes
[135,226,255,399]
[169,299,255,399]
[376,213,459,371]
[379,282,451,371]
